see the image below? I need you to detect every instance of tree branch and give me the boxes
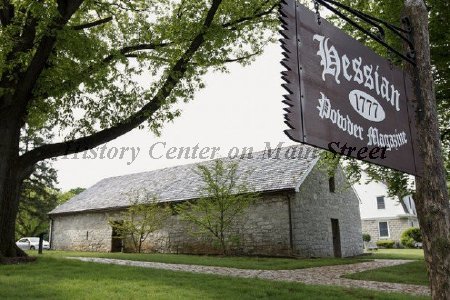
[1,2,39,109]
[0,0,14,26]
[18,0,224,177]
[25,41,170,106]
[12,0,85,114]
[16,9,39,53]
[221,2,277,29]
[71,16,113,30]
[103,43,171,63]
[218,51,262,64]
[93,0,150,13]
[125,50,261,66]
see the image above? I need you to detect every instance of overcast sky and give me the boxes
[54,43,297,190]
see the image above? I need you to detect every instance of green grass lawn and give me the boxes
[36,250,370,270]
[36,248,424,271]
[361,249,424,260]
[0,256,428,300]
[347,249,428,286]
[344,260,429,286]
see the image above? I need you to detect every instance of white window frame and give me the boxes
[378,221,390,238]
[376,196,386,210]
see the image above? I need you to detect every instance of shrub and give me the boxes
[376,240,395,248]
[362,234,371,242]
[401,227,422,248]
[176,159,258,255]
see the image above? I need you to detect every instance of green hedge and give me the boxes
[376,240,395,248]
[401,227,422,248]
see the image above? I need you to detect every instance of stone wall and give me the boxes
[291,166,364,257]
[51,193,293,256]
[51,166,363,257]
[117,192,292,256]
[362,217,418,244]
[51,212,113,252]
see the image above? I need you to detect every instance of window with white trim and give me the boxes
[379,221,389,237]
[377,196,385,209]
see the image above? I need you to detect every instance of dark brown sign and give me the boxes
[280,0,422,176]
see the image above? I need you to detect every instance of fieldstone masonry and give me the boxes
[292,166,363,257]
[136,193,292,256]
[50,165,363,257]
[362,217,418,244]
[51,212,112,252]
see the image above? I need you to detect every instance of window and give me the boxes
[377,196,385,209]
[328,176,335,193]
[379,222,389,237]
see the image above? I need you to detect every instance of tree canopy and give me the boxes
[0,0,279,259]
[1,0,279,175]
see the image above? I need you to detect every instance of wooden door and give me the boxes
[111,222,123,252]
[331,218,342,258]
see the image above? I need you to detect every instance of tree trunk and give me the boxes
[404,1,450,298]
[220,232,227,255]
[138,236,142,253]
[0,111,26,259]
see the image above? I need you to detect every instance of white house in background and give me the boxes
[353,172,419,244]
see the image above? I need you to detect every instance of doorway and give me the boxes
[331,218,342,258]
[111,221,123,252]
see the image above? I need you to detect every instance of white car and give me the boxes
[16,237,50,250]
[414,242,423,249]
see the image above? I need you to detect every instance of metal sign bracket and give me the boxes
[313,0,416,66]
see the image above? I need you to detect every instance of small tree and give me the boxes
[362,233,371,250]
[176,159,258,255]
[109,190,170,253]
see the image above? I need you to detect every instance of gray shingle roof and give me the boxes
[49,145,319,215]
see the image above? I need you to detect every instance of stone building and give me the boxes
[353,172,419,244]
[49,146,363,257]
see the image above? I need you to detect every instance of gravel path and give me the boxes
[67,257,430,297]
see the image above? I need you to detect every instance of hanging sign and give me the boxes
[280,0,422,176]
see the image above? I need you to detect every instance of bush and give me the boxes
[376,240,395,248]
[362,234,371,242]
[401,227,422,248]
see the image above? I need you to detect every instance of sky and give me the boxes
[54,43,297,191]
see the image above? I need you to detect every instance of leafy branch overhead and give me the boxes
[0,0,279,178]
